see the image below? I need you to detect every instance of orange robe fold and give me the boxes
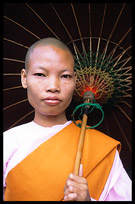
[4,121,121,201]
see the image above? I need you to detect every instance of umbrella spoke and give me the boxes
[106,27,132,62]
[50,3,83,65]
[25,3,60,40]
[4,86,22,91]
[112,111,132,152]
[117,100,132,109]
[88,3,92,65]
[3,73,21,76]
[99,3,125,67]
[114,103,132,123]
[94,4,107,66]
[71,3,89,65]
[4,16,40,40]
[3,57,24,64]
[104,116,111,136]
[3,38,28,49]
[110,45,132,67]
[3,99,28,111]
[9,109,34,130]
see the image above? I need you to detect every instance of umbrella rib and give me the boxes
[104,116,111,136]
[50,3,85,68]
[73,44,83,69]
[95,4,107,66]
[106,27,132,62]
[116,57,132,72]
[70,3,82,40]
[88,3,92,59]
[100,3,125,67]
[3,57,24,64]
[3,73,21,76]
[9,109,35,130]
[108,3,125,41]
[111,46,132,67]
[112,111,132,152]
[115,83,132,91]
[71,3,89,64]
[25,3,60,40]
[109,46,131,68]
[4,16,40,40]
[50,4,82,62]
[121,94,132,98]
[114,103,132,123]
[99,4,107,37]
[112,76,132,83]
[3,99,28,111]
[68,36,129,55]
[111,58,132,80]
[116,57,132,67]
[4,86,22,91]
[3,38,29,49]
[50,3,73,42]
[117,100,132,109]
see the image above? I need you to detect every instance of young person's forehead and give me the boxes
[25,42,75,71]
[31,44,71,54]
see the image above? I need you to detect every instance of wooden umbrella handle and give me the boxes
[73,109,88,175]
[73,91,95,175]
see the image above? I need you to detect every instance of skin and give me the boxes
[21,45,75,127]
[21,43,91,201]
[64,164,91,201]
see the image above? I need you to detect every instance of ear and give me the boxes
[21,69,27,89]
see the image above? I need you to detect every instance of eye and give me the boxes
[61,74,72,79]
[34,73,45,77]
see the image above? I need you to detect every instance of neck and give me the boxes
[33,111,68,127]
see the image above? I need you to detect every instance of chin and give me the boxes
[40,110,64,117]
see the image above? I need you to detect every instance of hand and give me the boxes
[64,164,91,201]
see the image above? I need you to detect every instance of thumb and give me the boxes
[79,163,83,177]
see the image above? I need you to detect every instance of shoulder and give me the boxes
[85,128,121,153]
[3,122,33,145]
[4,122,33,134]
[86,127,119,142]
[72,121,121,152]
[72,121,120,144]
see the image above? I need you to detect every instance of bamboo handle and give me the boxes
[73,91,95,175]
[73,112,88,175]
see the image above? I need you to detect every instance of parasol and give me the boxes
[3,3,132,178]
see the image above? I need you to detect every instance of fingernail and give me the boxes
[69,173,73,178]
[64,195,67,200]
[67,180,70,186]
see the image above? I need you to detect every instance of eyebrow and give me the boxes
[37,66,47,71]
[37,66,73,73]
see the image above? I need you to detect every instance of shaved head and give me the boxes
[25,37,74,70]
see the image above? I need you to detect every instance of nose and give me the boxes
[45,77,61,93]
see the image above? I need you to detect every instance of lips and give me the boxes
[42,96,62,105]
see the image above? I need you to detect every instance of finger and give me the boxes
[79,163,83,177]
[64,180,83,197]
[64,185,73,197]
[64,193,77,201]
[64,179,77,196]
[64,179,77,194]
[64,180,88,197]
[68,173,87,184]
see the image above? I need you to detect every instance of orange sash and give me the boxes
[4,121,121,201]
